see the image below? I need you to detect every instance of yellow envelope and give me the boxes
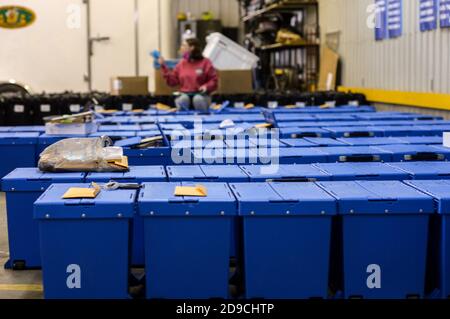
[98,109,118,114]
[174,185,208,197]
[132,109,144,113]
[245,103,255,109]
[285,104,298,109]
[107,156,129,169]
[211,103,222,110]
[63,183,101,199]
[156,103,173,111]
[254,123,273,129]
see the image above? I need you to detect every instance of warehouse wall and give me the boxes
[0,0,88,92]
[319,0,450,94]
[0,0,170,93]
[173,0,240,27]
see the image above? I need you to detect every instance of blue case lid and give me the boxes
[397,136,442,145]
[280,127,331,138]
[192,148,259,164]
[136,130,162,137]
[167,165,248,181]
[34,183,137,219]
[159,123,185,130]
[140,124,159,131]
[2,168,85,192]
[230,182,336,216]
[315,146,392,160]
[318,181,434,215]
[375,144,450,161]
[312,114,356,121]
[338,137,406,146]
[280,139,316,147]
[129,116,157,124]
[172,140,226,149]
[274,114,317,122]
[138,182,236,216]
[0,132,40,144]
[86,166,166,182]
[387,161,450,178]
[404,180,450,214]
[114,137,142,147]
[166,166,205,180]
[10,126,46,132]
[241,164,330,181]
[98,124,140,132]
[304,137,348,146]
[324,126,385,137]
[314,162,409,179]
[90,131,136,138]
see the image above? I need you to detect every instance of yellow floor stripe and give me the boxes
[0,284,43,292]
[338,86,450,111]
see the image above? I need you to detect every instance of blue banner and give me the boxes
[375,0,388,40]
[441,0,450,27]
[420,0,438,31]
[387,0,403,38]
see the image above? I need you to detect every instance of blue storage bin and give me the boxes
[0,127,13,132]
[34,184,136,299]
[377,125,437,137]
[274,114,317,122]
[280,138,317,147]
[318,180,434,299]
[89,131,136,141]
[129,116,157,124]
[139,182,236,299]
[136,130,162,138]
[114,136,171,166]
[375,144,450,162]
[387,162,450,180]
[337,137,406,146]
[0,133,39,178]
[324,127,385,138]
[397,136,443,145]
[279,127,332,139]
[314,162,409,181]
[1,168,85,269]
[230,182,337,299]
[312,114,356,122]
[85,166,165,266]
[166,165,249,182]
[304,137,349,147]
[98,124,141,132]
[240,164,331,182]
[269,147,328,164]
[10,126,46,133]
[316,146,392,163]
[139,124,159,131]
[85,166,166,183]
[191,148,261,165]
[404,180,450,298]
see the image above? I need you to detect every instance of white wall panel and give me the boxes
[319,0,450,94]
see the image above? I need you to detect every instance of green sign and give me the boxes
[0,6,36,29]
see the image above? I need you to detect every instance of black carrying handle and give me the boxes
[291,133,320,138]
[344,132,374,138]
[266,177,317,183]
[404,153,445,161]
[339,155,381,162]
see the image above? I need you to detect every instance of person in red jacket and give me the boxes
[159,38,218,111]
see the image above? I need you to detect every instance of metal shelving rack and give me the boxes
[238,0,320,92]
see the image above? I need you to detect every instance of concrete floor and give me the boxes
[0,193,43,299]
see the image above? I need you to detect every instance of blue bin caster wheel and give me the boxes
[12,260,26,271]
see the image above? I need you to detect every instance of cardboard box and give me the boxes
[111,76,149,96]
[318,46,339,91]
[216,70,253,94]
[153,69,254,96]
[154,70,179,96]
